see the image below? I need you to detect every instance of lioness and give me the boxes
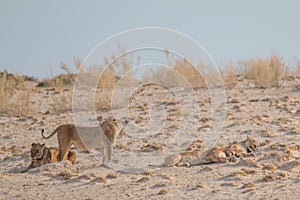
[41,118,127,164]
[156,147,233,167]
[152,135,258,167]
[31,143,77,164]
[226,135,259,158]
[27,143,52,170]
[25,143,76,172]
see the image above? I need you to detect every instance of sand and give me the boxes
[0,78,299,199]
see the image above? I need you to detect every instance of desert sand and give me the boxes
[0,77,299,200]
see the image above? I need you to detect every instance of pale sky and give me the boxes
[0,0,299,78]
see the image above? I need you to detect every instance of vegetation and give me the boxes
[0,70,36,117]
[239,53,290,88]
[0,51,299,115]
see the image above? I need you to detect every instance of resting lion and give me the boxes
[153,147,232,167]
[151,135,259,167]
[226,135,259,158]
[25,143,76,172]
[41,118,127,164]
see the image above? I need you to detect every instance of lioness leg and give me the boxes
[58,141,72,161]
[23,160,41,172]
[68,151,77,164]
[100,143,113,163]
[106,144,113,161]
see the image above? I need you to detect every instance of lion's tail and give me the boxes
[41,127,58,139]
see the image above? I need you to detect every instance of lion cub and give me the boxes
[25,143,76,172]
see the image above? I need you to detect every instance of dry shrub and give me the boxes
[37,57,80,88]
[95,89,112,112]
[50,94,72,114]
[37,73,76,88]
[94,47,139,111]
[99,46,138,88]
[173,58,206,88]
[0,70,28,92]
[221,61,239,89]
[240,53,289,88]
[143,50,226,89]
[296,61,300,78]
[144,59,225,89]
[143,66,185,87]
[0,70,35,117]
[97,67,119,89]
[143,58,208,89]
[93,65,122,112]
[0,92,34,117]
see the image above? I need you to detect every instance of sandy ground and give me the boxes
[0,78,300,199]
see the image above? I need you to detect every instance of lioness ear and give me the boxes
[97,116,103,121]
[247,135,253,140]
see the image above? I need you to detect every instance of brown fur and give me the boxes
[41,118,126,163]
[152,135,259,167]
[205,147,227,163]
[25,143,76,172]
[226,135,259,158]
[47,147,77,164]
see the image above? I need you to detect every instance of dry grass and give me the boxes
[37,73,76,88]
[0,70,28,92]
[50,93,72,114]
[37,57,80,88]
[0,71,35,117]
[95,89,112,112]
[143,57,208,89]
[0,92,34,117]
[0,51,297,116]
[240,53,289,88]
[144,50,235,89]
[221,61,239,89]
[173,58,206,89]
[296,61,300,78]
[94,47,140,111]
[99,46,138,88]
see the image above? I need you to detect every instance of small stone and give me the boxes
[263,174,276,182]
[263,164,277,172]
[196,181,206,188]
[136,176,150,183]
[157,189,169,195]
[106,173,118,179]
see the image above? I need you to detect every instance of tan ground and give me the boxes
[0,78,299,199]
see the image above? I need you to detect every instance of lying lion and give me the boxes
[24,143,76,172]
[152,135,259,167]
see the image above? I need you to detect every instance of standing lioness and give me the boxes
[41,118,127,164]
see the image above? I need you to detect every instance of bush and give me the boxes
[240,53,289,88]
[37,73,76,88]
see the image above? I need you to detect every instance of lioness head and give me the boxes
[101,118,129,143]
[111,118,128,132]
[245,135,259,153]
[31,143,45,160]
[97,116,129,137]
